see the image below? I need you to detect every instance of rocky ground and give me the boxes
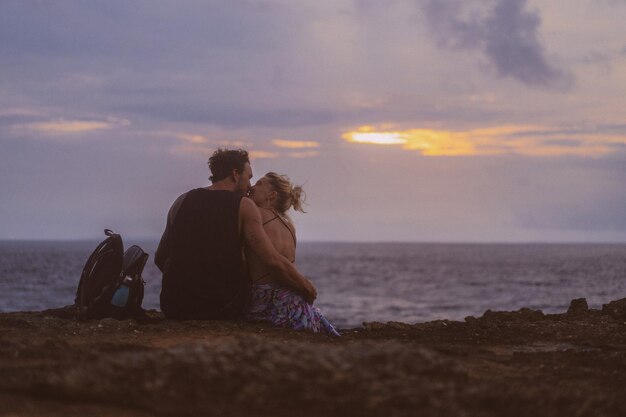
[2,298,626,417]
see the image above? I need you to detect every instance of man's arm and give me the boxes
[240,197,317,303]
[154,228,168,272]
[155,193,187,272]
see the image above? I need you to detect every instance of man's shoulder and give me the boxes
[167,192,190,226]
[175,190,190,202]
[167,189,206,224]
[171,190,192,210]
[239,197,260,219]
[239,196,256,210]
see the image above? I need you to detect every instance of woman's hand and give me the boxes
[301,277,317,304]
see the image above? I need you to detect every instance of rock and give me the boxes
[602,298,626,320]
[479,308,544,323]
[362,321,416,331]
[26,336,464,416]
[518,308,544,319]
[567,298,589,315]
[386,321,412,330]
[362,321,387,330]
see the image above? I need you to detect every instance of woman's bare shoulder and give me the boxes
[283,217,296,237]
[259,207,277,222]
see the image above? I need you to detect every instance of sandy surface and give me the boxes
[2,298,626,416]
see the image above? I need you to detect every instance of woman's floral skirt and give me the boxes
[247,283,340,336]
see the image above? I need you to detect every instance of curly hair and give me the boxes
[208,149,250,183]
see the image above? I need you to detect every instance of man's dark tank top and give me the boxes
[160,188,250,319]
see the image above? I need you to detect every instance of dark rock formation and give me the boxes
[602,298,626,320]
[480,307,545,322]
[567,298,589,315]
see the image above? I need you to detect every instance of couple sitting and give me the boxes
[154,148,339,336]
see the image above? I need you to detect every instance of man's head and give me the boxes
[208,149,252,195]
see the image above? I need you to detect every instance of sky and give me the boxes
[1,0,625,242]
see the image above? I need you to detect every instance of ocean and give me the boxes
[1,241,625,328]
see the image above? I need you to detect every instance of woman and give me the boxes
[246,172,340,336]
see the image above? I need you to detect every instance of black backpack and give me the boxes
[75,229,149,320]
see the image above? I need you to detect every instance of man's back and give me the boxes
[158,188,250,319]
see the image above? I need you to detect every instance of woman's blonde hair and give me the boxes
[265,172,306,215]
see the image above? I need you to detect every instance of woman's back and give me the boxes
[247,208,297,285]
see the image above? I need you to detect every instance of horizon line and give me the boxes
[1,237,625,245]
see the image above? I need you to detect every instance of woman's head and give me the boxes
[251,172,305,214]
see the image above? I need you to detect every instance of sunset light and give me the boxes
[272,139,320,149]
[343,125,626,157]
[23,119,120,134]
[343,127,475,155]
[344,131,407,145]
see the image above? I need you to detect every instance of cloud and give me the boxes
[0,2,341,130]
[271,139,320,149]
[419,0,573,89]
[176,133,208,144]
[166,133,324,159]
[249,150,280,159]
[168,144,209,157]
[172,145,318,160]
[15,118,129,135]
[342,124,626,157]
[0,0,582,136]
[250,149,319,159]
[0,107,47,118]
[110,100,338,128]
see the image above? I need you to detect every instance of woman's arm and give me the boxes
[240,197,317,303]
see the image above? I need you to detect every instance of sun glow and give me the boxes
[342,126,472,155]
[342,125,626,157]
[346,131,407,145]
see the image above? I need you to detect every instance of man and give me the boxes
[155,148,316,319]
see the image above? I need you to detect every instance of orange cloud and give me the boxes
[21,118,129,134]
[271,139,320,149]
[177,133,208,144]
[249,150,280,159]
[342,125,626,157]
